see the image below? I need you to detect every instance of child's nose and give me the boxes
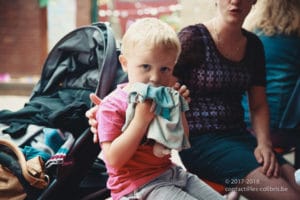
[149,73,160,85]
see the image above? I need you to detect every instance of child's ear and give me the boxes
[119,54,128,72]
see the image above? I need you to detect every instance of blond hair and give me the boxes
[120,18,181,58]
[244,0,300,36]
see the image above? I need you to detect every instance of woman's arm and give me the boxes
[248,86,279,177]
[85,94,102,143]
[248,86,271,146]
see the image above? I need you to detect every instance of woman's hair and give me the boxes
[120,17,181,58]
[244,0,300,36]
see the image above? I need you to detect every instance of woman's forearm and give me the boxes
[251,103,272,147]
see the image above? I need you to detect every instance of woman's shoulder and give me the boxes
[180,23,204,30]
[243,28,263,44]
[242,29,265,55]
[178,23,210,45]
[179,23,206,33]
[178,23,207,36]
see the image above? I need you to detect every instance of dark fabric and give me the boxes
[78,158,109,199]
[173,23,266,134]
[270,128,300,148]
[2,122,28,138]
[31,27,104,97]
[179,130,288,186]
[0,89,90,138]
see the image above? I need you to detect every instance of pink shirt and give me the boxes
[96,83,172,200]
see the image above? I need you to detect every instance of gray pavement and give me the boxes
[0,95,30,111]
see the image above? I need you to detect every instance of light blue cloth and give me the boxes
[122,82,190,151]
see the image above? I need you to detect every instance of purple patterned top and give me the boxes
[173,24,266,134]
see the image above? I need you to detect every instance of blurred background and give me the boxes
[0,0,217,96]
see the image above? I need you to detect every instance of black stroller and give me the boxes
[0,22,127,199]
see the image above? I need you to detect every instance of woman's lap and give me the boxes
[179,130,288,187]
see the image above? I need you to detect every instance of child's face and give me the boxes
[120,47,177,87]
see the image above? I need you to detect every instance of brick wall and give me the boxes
[77,0,91,27]
[0,0,91,78]
[0,0,47,77]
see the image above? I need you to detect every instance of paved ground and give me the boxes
[0,95,30,111]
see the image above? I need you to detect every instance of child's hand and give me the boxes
[135,99,155,124]
[173,82,191,103]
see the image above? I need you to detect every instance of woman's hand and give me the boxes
[254,144,280,177]
[85,93,101,143]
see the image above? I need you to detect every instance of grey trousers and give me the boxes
[120,166,224,200]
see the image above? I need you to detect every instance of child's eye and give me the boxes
[161,66,171,73]
[141,64,150,70]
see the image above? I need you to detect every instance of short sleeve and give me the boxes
[173,24,205,82]
[96,97,126,143]
[246,31,266,87]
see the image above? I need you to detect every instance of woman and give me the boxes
[174,0,300,199]
[87,0,300,199]
[242,0,300,174]
[242,0,300,129]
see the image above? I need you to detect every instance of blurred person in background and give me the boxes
[243,0,300,130]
